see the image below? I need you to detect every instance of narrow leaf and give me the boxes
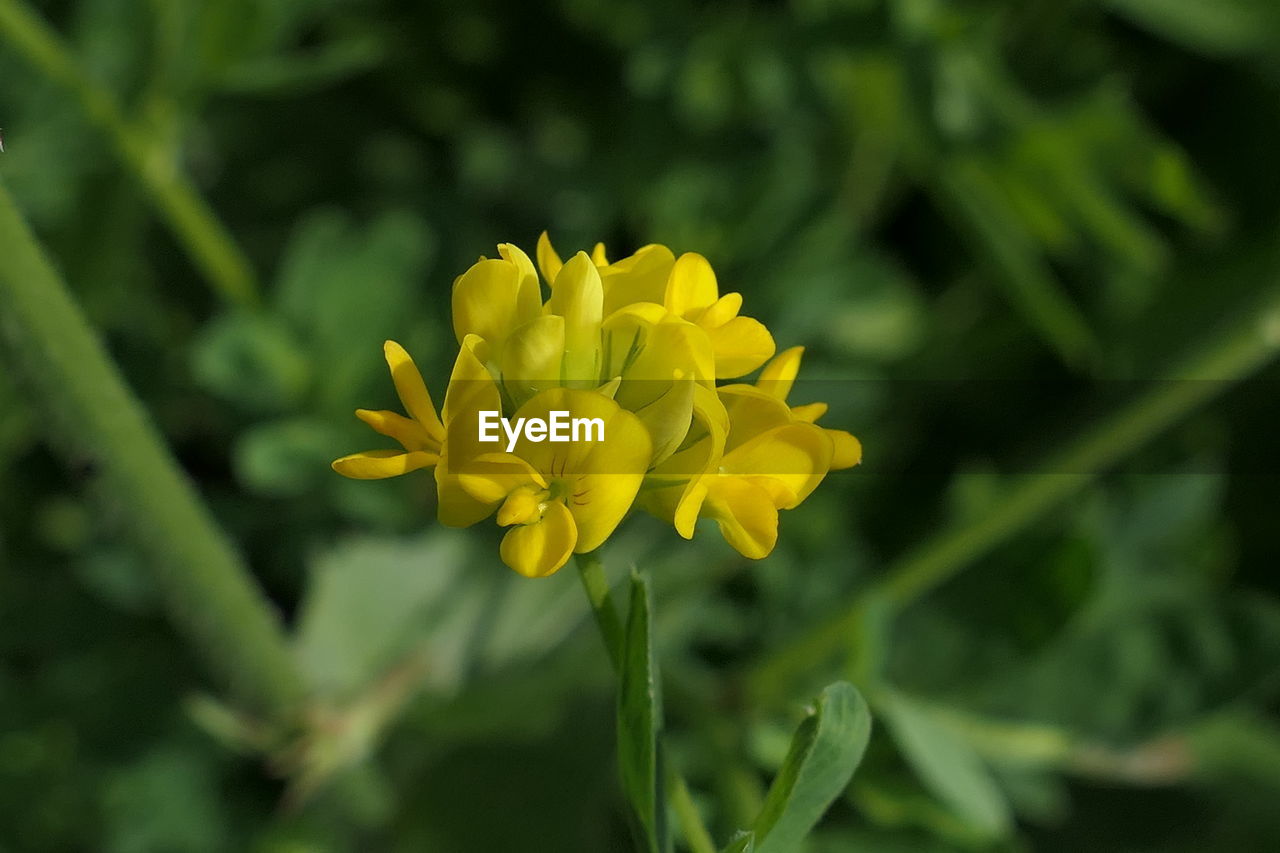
[879,691,1012,838]
[618,570,668,852]
[753,682,872,853]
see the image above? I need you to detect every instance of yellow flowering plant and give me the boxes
[333,234,861,577]
[331,234,869,851]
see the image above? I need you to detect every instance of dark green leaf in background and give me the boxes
[878,691,1012,840]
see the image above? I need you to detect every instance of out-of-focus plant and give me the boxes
[5,0,1280,849]
[329,236,870,849]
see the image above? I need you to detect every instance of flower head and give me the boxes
[333,234,860,575]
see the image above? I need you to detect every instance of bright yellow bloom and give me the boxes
[538,233,776,378]
[331,341,443,479]
[456,389,651,577]
[754,347,863,470]
[333,236,860,574]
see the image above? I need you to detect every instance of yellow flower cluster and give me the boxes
[333,235,860,577]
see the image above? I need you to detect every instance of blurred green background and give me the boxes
[3,0,1280,849]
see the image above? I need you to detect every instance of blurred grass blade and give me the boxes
[618,569,669,853]
[0,179,299,718]
[751,272,1280,707]
[937,157,1102,370]
[720,830,755,853]
[1103,0,1280,57]
[879,692,1012,839]
[752,682,872,853]
[0,0,259,306]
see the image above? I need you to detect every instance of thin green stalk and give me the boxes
[0,179,299,718]
[576,549,625,670]
[750,287,1280,705]
[668,769,717,853]
[575,552,717,853]
[0,0,259,307]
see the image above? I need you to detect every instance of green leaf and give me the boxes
[293,532,471,699]
[190,312,310,413]
[617,570,669,853]
[234,417,344,496]
[879,691,1012,838]
[720,830,755,853]
[752,682,872,853]
[1104,0,1280,57]
[273,208,434,411]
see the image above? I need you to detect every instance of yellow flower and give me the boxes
[754,347,863,470]
[538,233,776,378]
[456,389,651,577]
[330,341,444,479]
[638,348,862,558]
[333,236,859,574]
[640,380,834,559]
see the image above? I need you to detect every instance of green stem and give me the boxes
[575,552,717,853]
[751,287,1280,705]
[0,179,299,718]
[0,0,259,307]
[576,550,624,671]
[668,769,717,853]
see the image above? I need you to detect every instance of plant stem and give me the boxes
[576,549,624,670]
[750,286,1280,705]
[0,0,260,307]
[0,179,300,719]
[668,769,717,853]
[575,552,717,853]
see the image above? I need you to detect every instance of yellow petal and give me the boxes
[506,389,651,552]
[354,409,438,452]
[546,252,603,385]
[500,315,565,405]
[383,341,445,440]
[790,402,828,423]
[331,449,437,480]
[452,258,538,350]
[632,375,695,466]
[826,429,863,470]
[536,231,563,284]
[456,452,547,504]
[497,242,544,319]
[664,252,719,317]
[590,242,610,266]
[695,291,743,328]
[704,478,779,559]
[722,422,833,509]
[600,244,676,316]
[705,315,776,378]
[436,336,507,527]
[638,384,727,536]
[435,465,498,528]
[442,334,500,428]
[673,479,709,539]
[629,317,716,387]
[500,500,578,578]
[497,485,545,526]
[718,385,793,451]
[757,346,803,401]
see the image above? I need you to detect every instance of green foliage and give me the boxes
[618,570,669,853]
[3,0,1280,850]
[878,692,1011,840]
[752,683,872,853]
